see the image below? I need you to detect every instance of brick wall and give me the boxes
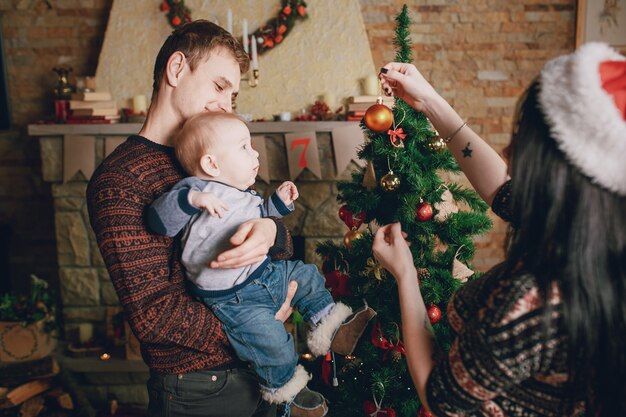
[0,0,112,293]
[0,0,578,291]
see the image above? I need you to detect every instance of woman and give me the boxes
[373,43,625,416]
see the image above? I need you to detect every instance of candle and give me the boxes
[226,9,232,34]
[242,18,248,53]
[251,36,258,70]
[363,75,379,96]
[132,94,147,114]
[78,323,93,344]
[322,92,336,108]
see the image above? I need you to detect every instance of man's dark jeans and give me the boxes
[147,367,276,417]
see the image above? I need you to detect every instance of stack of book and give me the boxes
[346,95,395,121]
[66,91,120,124]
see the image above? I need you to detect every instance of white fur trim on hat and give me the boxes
[307,302,352,357]
[261,364,310,404]
[538,42,626,195]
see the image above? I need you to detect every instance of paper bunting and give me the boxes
[434,189,459,222]
[362,161,377,190]
[251,135,270,184]
[331,124,367,175]
[284,131,321,180]
[63,135,95,182]
[452,258,474,282]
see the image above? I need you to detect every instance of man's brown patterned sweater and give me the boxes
[86,135,292,374]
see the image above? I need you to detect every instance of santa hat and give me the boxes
[538,42,626,196]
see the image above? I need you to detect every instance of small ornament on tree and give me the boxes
[415,200,433,222]
[324,270,351,297]
[339,205,367,230]
[363,383,396,417]
[427,304,442,325]
[434,188,459,222]
[416,267,430,285]
[344,228,363,249]
[362,161,378,190]
[452,246,474,283]
[380,170,401,191]
[364,97,394,133]
[428,134,446,153]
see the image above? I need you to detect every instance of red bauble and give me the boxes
[427,304,442,325]
[363,400,396,416]
[338,205,367,229]
[364,102,394,133]
[415,201,433,222]
[324,270,351,297]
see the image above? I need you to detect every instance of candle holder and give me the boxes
[244,69,259,88]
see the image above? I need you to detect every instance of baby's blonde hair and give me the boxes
[174,112,246,175]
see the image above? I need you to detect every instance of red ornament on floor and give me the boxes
[415,201,433,222]
[427,304,442,325]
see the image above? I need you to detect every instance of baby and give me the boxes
[148,112,376,417]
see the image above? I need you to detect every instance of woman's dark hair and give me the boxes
[502,81,626,416]
[152,19,250,95]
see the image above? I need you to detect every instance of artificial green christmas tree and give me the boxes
[316,5,492,416]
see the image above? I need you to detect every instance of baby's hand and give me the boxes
[276,181,299,206]
[189,190,228,218]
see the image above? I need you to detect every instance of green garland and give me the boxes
[159,0,307,55]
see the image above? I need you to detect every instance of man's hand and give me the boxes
[276,181,299,206]
[274,281,297,322]
[210,218,277,269]
[189,190,228,218]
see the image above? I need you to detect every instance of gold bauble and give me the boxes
[379,171,401,192]
[364,103,394,133]
[428,135,446,152]
[343,228,363,249]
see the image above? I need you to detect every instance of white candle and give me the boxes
[132,94,147,114]
[226,9,232,34]
[251,36,258,70]
[78,323,93,344]
[242,19,248,53]
[363,75,379,96]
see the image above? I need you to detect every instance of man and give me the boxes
[87,21,299,417]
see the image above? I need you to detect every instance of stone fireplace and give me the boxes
[29,121,359,346]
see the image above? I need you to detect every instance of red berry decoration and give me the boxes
[427,304,442,325]
[415,201,433,222]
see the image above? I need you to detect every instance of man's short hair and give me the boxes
[152,20,250,94]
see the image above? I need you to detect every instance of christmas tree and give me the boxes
[315,5,492,416]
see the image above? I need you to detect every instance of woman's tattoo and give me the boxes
[462,142,473,158]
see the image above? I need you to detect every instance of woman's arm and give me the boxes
[373,223,436,412]
[379,64,509,205]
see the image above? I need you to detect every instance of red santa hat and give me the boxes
[538,42,626,196]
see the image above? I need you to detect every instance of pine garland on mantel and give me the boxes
[159,0,308,55]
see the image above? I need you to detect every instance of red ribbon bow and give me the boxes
[387,128,407,147]
[600,60,626,120]
[371,322,406,360]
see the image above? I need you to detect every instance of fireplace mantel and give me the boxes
[28,120,359,365]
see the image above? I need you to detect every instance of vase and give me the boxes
[0,319,57,362]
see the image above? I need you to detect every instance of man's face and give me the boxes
[211,119,259,190]
[174,46,241,119]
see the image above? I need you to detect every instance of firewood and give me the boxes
[45,388,74,410]
[0,356,60,386]
[3,380,51,408]
[19,396,44,417]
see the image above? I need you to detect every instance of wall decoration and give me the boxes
[331,124,367,175]
[576,0,626,48]
[63,135,95,183]
[284,131,321,180]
